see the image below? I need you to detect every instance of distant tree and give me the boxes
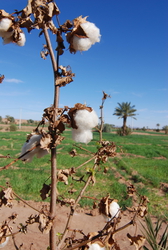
[113,102,137,136]
[156,123,160,131]
[5,115,15,123]
[163,125,168,134]
[0,116,2,123]
[27,119,34,124]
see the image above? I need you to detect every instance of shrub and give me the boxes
[9,124,17,131]
[116,127,132,136]
[156,129,160,132]
[142,127,146,131]
[103,123,112,133]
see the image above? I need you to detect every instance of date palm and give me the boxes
[113,102,137,135]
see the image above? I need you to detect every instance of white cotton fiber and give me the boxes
[72,128,93,144]
[17,32,26,46]
[109,201,120,220]
[74,109,98,130]
[3,35,13,45]
[88,243,106,250]
[80,22,101,44]
[72,35,92,51]
[0,236,10,248]
[0,18,12,32]
[20,134,48,162]
[0,18,13,38]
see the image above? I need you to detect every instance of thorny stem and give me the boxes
[43,24,59,250]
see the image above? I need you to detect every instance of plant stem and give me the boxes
[43,24,59,250]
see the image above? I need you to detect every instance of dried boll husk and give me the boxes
[0,18,13,38]
[20,134,48,162]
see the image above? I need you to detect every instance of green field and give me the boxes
[0,130,168,219]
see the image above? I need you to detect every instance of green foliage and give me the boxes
[0,116,2,123]
[103,123,112,133]
[116,127,132,136]
[5,115,15,123]
[9,124,17,131]
[0,130,168,218]
[142,215,168,250]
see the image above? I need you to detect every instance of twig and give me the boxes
[57,165,97,249]
[0,144,40,171]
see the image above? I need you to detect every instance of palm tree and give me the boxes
[113,102,137,135]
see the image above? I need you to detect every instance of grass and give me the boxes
[0,130,168,219]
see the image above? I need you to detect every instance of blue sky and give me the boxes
[0,0,167,129]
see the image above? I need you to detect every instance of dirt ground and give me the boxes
[1,199,166,250]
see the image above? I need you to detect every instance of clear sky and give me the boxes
[0,0,167,129]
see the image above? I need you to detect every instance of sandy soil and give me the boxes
[0,200,151,250]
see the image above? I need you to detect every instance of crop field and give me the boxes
[0,130,168,219]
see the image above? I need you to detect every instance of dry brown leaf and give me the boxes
[40,183,51,200]
[40,133,51,151]
[127,233,146,250]
[69,149,77,157]
[0,75,5,84]
[38,213,53,234]
[0,187,13,207]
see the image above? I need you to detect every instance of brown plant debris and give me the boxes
[127,233,146,250]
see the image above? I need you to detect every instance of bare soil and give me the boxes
[0,200,150,250]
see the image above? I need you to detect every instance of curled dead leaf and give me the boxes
[0,187,13,207]
[40,183,51,200]
[127,233,146,250]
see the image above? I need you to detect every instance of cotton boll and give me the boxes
[3,35,13,45]
[72,35,92,51]
[36,149,48,158]
[80,22,101,44]
[20,135,42,162]
[74,109,98,130]
[72,128,93,144]
[16,32,26,46]
[0,236,9,248]
[88,243,106,250]
[0,18,12,33]
[109,201,120,220]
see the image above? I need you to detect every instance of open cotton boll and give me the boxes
[17,32,26,46]
[88,243,106,250]
[0,236,10,249]
[74,109,98,130]
[3,35,13,45]
[72,128,93,144]
[80,22,101,44]
[72,35,92,51]
[20,134,48,162]
[109,201,120,220]
[0,18,12,33]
